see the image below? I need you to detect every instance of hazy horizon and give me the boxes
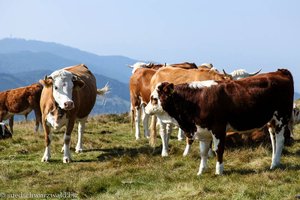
[0,0,299,91]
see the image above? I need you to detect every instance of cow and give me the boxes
[145,69,294,175]
[223,69,261,80]
[39,64,108,163]
[148,67,231,156]
[0,122,12,139]
[0,83,43,134]
[128,62,198,140]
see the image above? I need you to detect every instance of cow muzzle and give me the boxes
[63,101,74,110]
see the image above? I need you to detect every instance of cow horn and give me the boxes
[127,64,133,68]
[222,69,230,76]
[44,75,52,80]
[249,69,262,76]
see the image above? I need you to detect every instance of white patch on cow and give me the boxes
[134,106,141,140]
[46,112,67,130]
[50,69,74,110]
[130,62,149,74]
[188,80,218,89]
[145,83,178,126]
[269,111,286,169]
[215,161,224,175]
[75,118,87,153]
[0,123,5,136]
[41,146,51,162]
[197,140,211,175]
[63,134,71,163]
[158,120,173,157]
[177,128,184,141]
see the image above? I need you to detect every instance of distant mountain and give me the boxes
[0,38,138,83]
[0,38,135,115]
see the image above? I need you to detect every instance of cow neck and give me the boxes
[164,91,197,134]
[54,101,66,118]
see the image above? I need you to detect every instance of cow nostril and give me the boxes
[64,101,74,109]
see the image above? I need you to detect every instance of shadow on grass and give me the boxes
[96,146,162,161]
[74,145,162,162]
[225,163,300,176]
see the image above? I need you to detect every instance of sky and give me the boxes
[0,0,300,91]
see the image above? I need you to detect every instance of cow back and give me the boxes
[150,67,227,92]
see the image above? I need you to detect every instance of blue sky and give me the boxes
[0,0,300,91]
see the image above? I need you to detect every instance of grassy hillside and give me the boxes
[0,114,299,199]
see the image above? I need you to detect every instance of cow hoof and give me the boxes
[161,152,169,157]
[75,148,83,153]
[270,164,278,170]
[63,157,71,163]
[41,156,50,162]
[197,171,204,176]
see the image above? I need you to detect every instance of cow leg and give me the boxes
[134,106,141,140]
[8,116,14,134]
[141,104,150,138]
[211,131,225,175]
[183,132,196,156]
[197,140,211,175]
[268,125,276,164]
[75,118,87,153]
[34,108,42,133]
[63,119,75,163]
[149,115,157,146]
[270,125,286,169]
[41,119,51,162]
[196,129,213,175]
[177,128,185,141]
[158,119,169,157]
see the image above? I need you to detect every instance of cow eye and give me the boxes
[151,96,158,105]
[54,86,58,90]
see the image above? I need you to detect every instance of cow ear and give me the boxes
[39,76,53,88]
[164,83,174,95]
[72,76,85,89]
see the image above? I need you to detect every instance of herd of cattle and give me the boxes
[0,62,299,175]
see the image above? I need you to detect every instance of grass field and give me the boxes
[0,113,299,199]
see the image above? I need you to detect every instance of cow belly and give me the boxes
[3,107,32,120]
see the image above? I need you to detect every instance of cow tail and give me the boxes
[97,83,110,96]
[149,115,157,147]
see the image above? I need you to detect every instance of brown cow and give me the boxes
[39,64,108,163]
[145,69,294,175]
[149,67,230,156]
[0,83,43,134]
[128,62,198,140]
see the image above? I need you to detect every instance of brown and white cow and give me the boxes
[0,83,43,134]
[145,69,294,175]
[149,67,230,156]
[128,62,198,140]
[39,64,108,163]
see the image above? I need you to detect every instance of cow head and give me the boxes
[40,69,84,110]
[145,82,178,125]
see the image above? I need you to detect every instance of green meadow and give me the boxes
[0,114,299,199]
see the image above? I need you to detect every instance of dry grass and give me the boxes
[0,114,299,199]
